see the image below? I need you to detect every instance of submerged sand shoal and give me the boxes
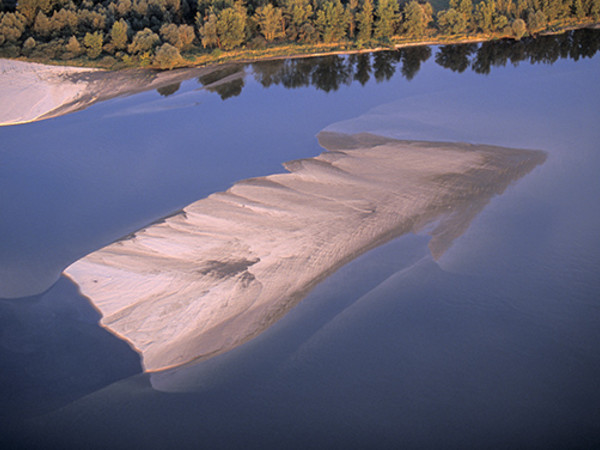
[64,132,546,371]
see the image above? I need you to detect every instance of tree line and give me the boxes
[1,0,599,68]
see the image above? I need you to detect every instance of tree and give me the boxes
[0,11,26,44]
[527,9,547,33]
[512,17,526,38]
[17,0,42,25]
[153,42,181,68]
[356,0,373,43]
[255,4,285,42]
[216,2,246,50]
[22,35,35,54]
[437,8,467,34]
[50,9,78,37]
[160,23,195,51]
[198,12,219,48]
[64,35,83,57]
[475,0,495,33]
[110,18,129,50]
[315,0,348,43]
[282,0,313,41]
[589,0,600,19]
[458,0,474,26]
[128,28,160,54]
[401,1,433,37]
[374,0,399,40]
[32,10,51,38]
[573,0,586,19]
[115,0,133,17]
[83,30,103,58]
[346,0,358,38]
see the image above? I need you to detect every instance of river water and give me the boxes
[1,30,599,448]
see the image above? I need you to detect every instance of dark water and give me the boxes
[1,30,600,448]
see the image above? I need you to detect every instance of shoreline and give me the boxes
[6,21,599,72]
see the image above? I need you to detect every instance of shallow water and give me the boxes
[1,31,599,448]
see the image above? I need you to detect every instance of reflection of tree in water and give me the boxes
[399,46,432,80]
[472,29,600,74]
[435,44,478,73]
[310,56,353,92]
[349,54,371,86]
[253,56,352,92]
[197,66,245,100]
[156,82,181,97]
[223,29,600,99]
[372,51,398,82]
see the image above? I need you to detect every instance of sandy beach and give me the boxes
[63,132,546,371]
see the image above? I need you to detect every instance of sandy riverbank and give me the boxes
[64,132,546,371]
[0,59,242,126]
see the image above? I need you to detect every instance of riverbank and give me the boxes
[7,20,600,72]
[2,26,599,127]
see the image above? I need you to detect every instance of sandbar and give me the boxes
[64,132,546,371]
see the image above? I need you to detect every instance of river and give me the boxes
[1,29,599,449]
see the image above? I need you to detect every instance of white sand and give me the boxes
[0,59,97,126]
[64,133,545,371]
[0,58,246,126]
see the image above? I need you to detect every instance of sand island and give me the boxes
[64,132,546,371]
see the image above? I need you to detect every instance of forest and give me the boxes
[0,0,599,68]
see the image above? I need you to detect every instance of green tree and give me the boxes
[255,4,285,42]
[448,0,473,29]
[315,0,348,43]
[346,0,358,38]
[216,2,246,50]
[437,8,467,34]
[153,42,181,68]
[356,0,374,42]
[282,0,313,41]
[374,0,399,40]
[128,28,160,54]
[83,30,103,58]
[110,18,129,51]
[50,9,78,37]
[573,0,586,18]
[0,12,26,45]
[589,0,600,19]
[512,17,526,38]
[64,34,83,57]
[33,10,51,38]
[401,1,433,37]
[198,12,219,48]
[527,9,547,33]
[115,0,133,17]
[475,0,495,33]
[22,35,36,54]
[17,0,43,25]
[458,0,474,25]
[160,23,195,51]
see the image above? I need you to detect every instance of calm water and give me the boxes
[1,30,600,448]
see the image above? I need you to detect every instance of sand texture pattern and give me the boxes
[65,133,546,371]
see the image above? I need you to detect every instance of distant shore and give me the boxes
[6,21,600,72]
